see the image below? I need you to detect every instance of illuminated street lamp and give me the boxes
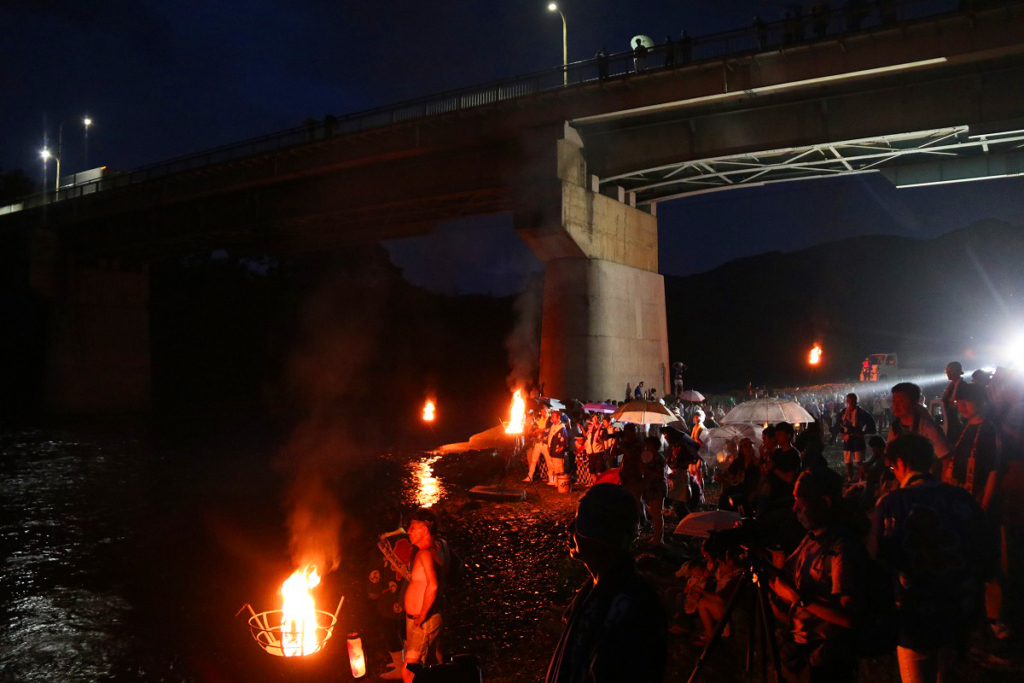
[43,116,93,191]
[39,148,60,192]
[548,3,567,85]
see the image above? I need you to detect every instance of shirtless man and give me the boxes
[402,508,443,683]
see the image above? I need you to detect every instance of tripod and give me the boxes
[687,552,783,683]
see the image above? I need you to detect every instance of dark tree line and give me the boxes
[0,168,37,204]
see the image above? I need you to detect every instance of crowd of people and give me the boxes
[366,361,1023,682]
[542,362,1024,683]
[608,0,962,80]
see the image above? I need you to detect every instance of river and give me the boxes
[0,421,576,682]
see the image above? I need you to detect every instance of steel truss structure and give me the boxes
[601,127,1024,205]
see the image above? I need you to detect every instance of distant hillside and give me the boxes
[665,219,1024,388]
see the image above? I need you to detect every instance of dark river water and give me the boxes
[0,422,468,683]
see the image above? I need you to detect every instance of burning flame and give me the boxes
[809,344,823,366]
[504,389,526,434]
[280,565,321,657]
[423,400,436,422]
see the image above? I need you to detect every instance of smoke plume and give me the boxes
[276,252,391,574]
[505,271,543,390]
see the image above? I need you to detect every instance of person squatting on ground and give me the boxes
[839,393,876,482]
[718,437,761,514]
[547,484,667,683]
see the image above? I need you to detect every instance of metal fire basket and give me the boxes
[238,597,344,657]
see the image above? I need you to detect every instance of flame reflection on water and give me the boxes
[411,455,444,508]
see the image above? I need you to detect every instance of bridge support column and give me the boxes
[517,129,669,401]
[30,235,151,413]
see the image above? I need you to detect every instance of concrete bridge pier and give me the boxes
[30,231,151,414]
[516,128,669,402]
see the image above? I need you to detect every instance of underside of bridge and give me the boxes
[4,2,1024,412]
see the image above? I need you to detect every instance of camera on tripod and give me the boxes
[688,518,786,683]
[706,517,761,553]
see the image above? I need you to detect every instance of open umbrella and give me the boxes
[706,424,763,457]
[583,402,618,414]
[722,398,815,426]
[528,397,566,412]
[678,389,706,402]
[612,400,676,425]
[673,510,742,538]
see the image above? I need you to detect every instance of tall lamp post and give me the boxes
[547,3,567,85]
[43,116,93,191]
[39,148,60,193]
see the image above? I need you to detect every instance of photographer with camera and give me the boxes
[547,484,667,683]
[768,470,866,683]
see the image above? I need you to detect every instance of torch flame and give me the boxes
[809,344,823,366]
[280,565,321,657]
[423,400,436,422]
[504,389,526,435]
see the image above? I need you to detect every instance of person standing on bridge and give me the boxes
[595,47,609,79]
[663,36,675,67]
[678,30,692,63]
[633,38,648,72]
[752,15,768,49]
[811,1,831,39]
[845,0,870,30]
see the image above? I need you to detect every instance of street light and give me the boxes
[39,148,60,192]
[49,116,93,191]
[548,3,567,85]
[82,116,93,169]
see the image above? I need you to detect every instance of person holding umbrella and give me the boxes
[665,425,704,516]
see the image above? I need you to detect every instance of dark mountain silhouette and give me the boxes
[666,219,1024,389]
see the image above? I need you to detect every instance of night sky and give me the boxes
[5,1,1023,292]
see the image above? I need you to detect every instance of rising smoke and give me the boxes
[276,253,391,574]
[505,271,544,391]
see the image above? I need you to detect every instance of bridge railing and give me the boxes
[5,0,1000,214]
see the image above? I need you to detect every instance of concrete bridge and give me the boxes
[3,1,1024,412]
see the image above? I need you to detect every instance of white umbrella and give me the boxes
[673,510,743,538]
[612,400,676,425]
[706,424,763,456]
[678,389,706,402]
[630,34,655,49]
[722,398,815,426]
